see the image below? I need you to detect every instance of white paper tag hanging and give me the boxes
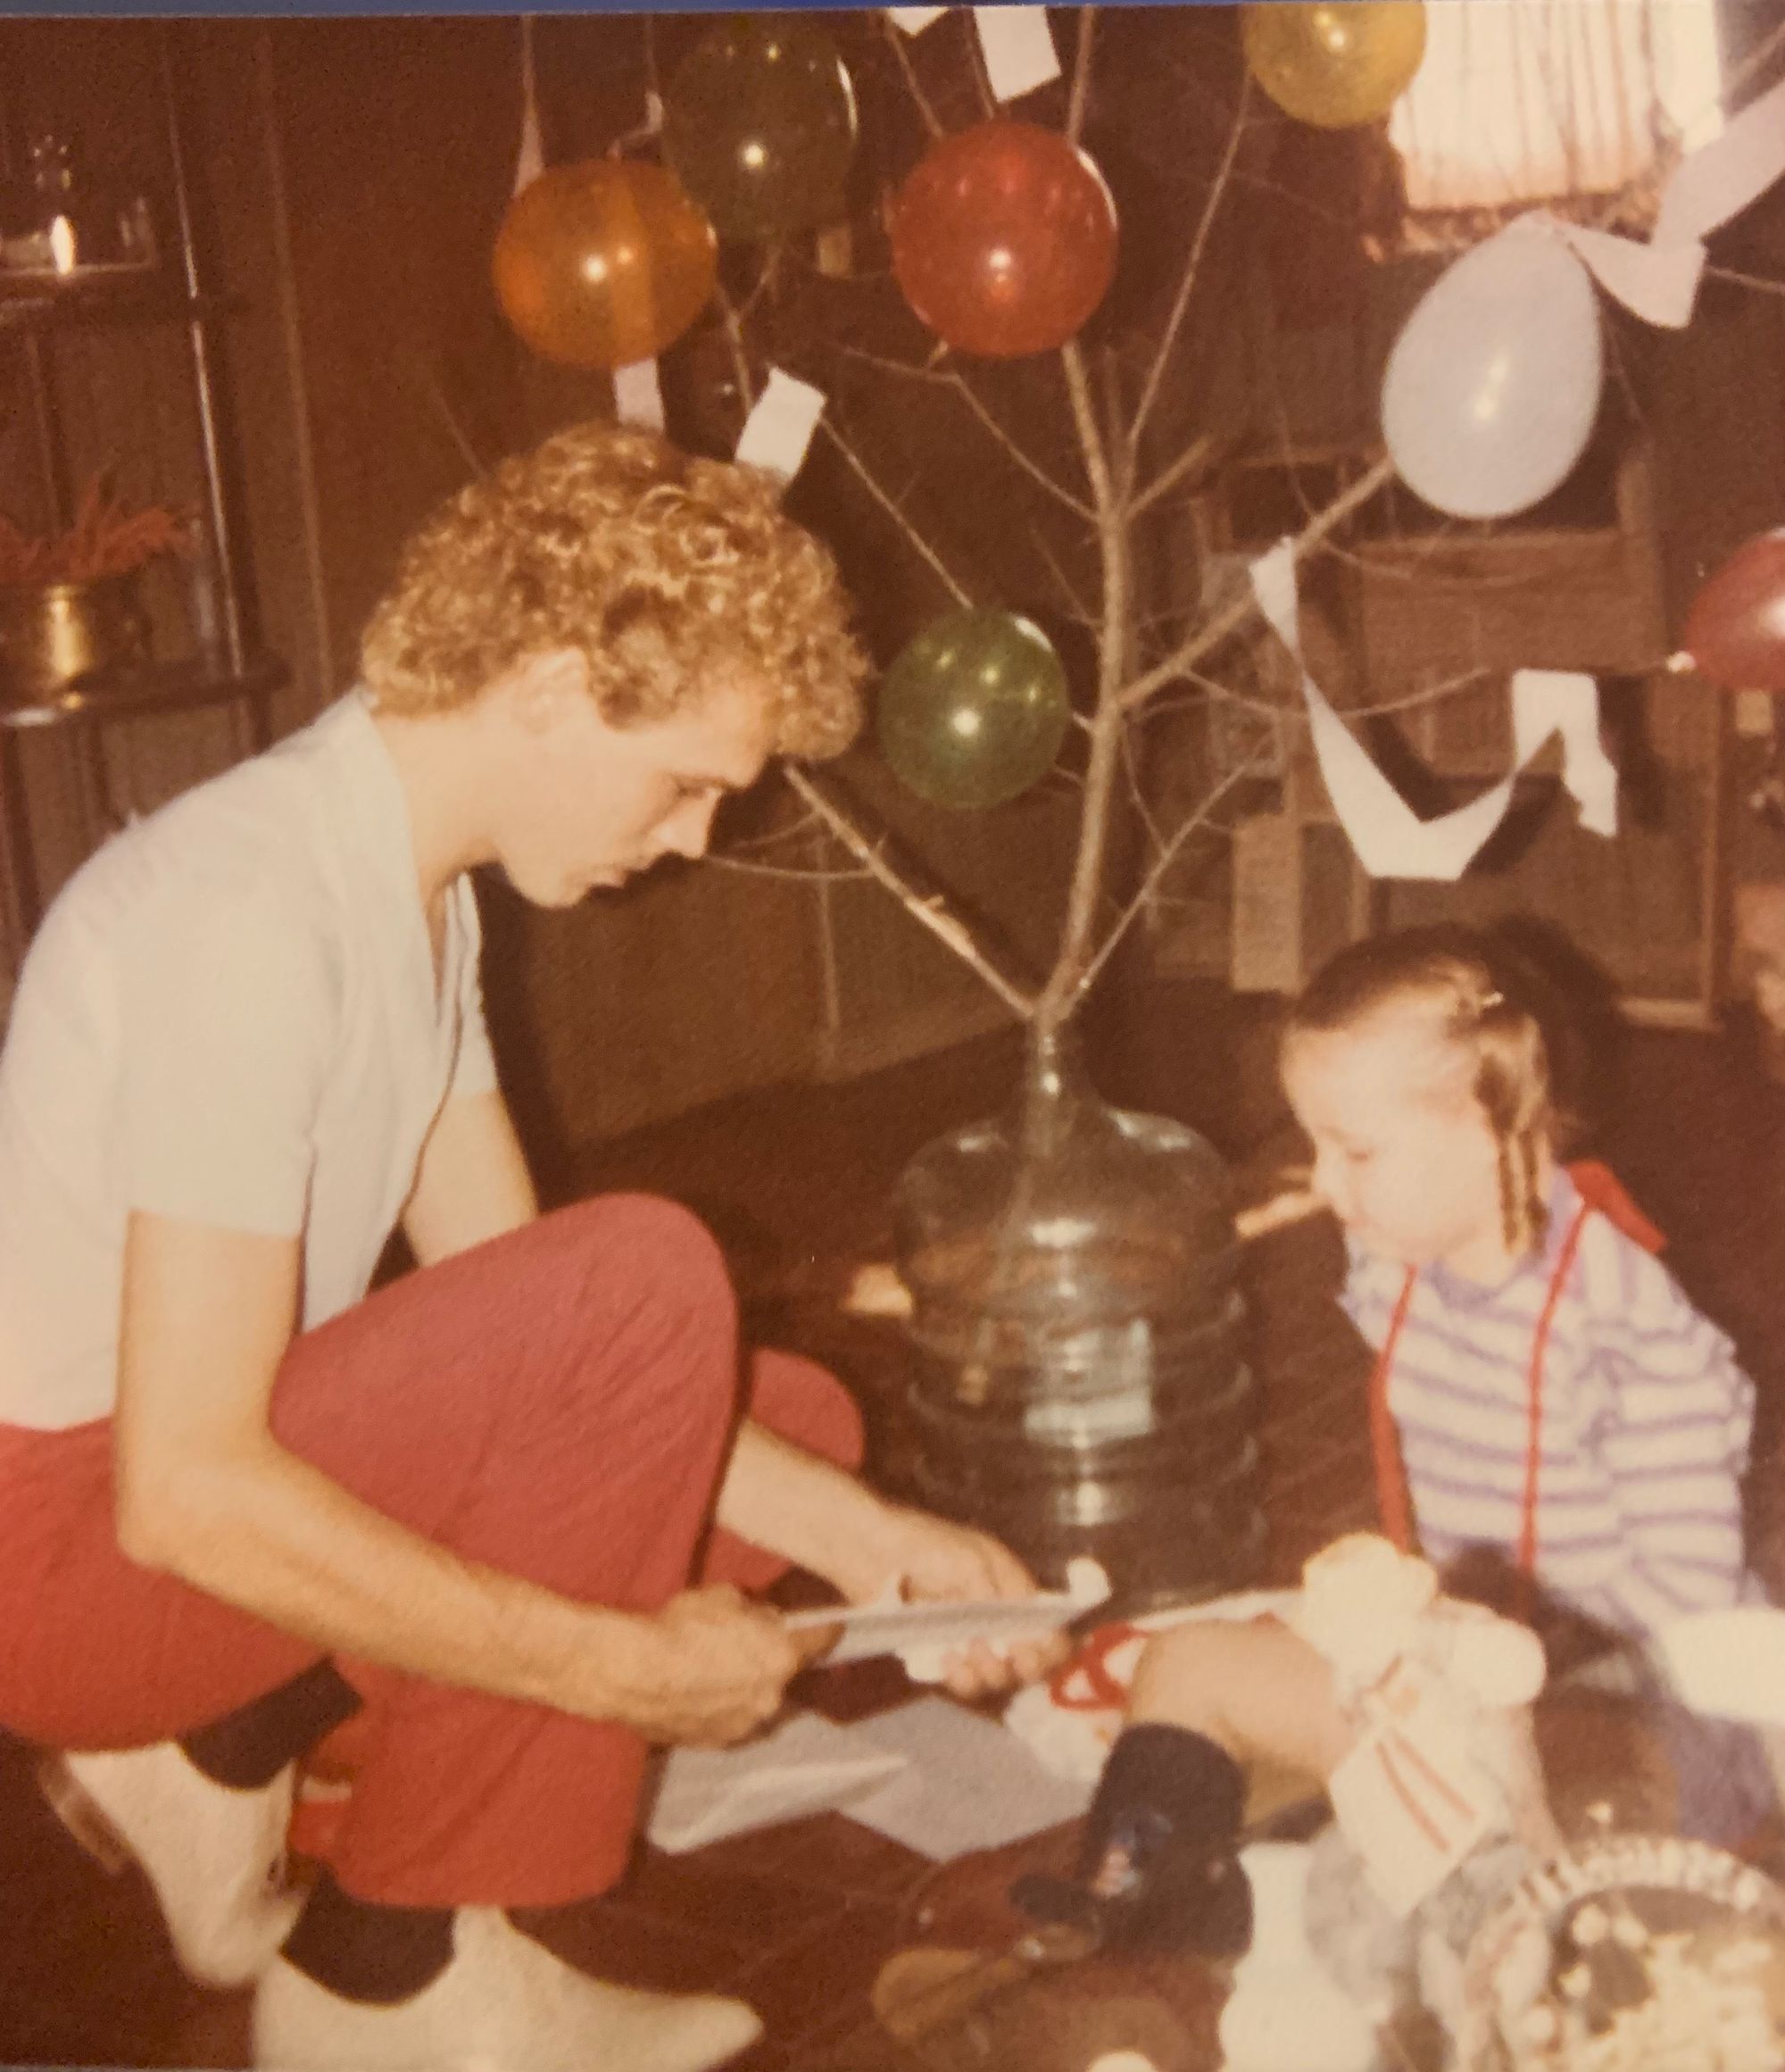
[1250,541,1618,881]
[973,5,1060,102]
[886,5,947,31]
[512,15,544,196]
[1653,72,1785,250]
[1549,216,1703,331]
[1511,670,1618,838]
[612,358,665,431]
[1517,73,1785,332]
[734,368,826,482]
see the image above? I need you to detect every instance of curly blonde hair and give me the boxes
[361,421,866,759]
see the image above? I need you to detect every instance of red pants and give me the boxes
[0,1195,862,1910]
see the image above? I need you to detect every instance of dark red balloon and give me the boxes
[889,121,1117,360]
[1681,529,1785,691]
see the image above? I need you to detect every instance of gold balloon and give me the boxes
[494,160,718,370]
[1241,3,1427,129]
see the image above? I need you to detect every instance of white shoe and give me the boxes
[253,1906,764,2072]
[41,1743,303,1988]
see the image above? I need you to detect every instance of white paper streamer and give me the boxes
[1531,73,1785,330]
[1548,217,1702,329]
[972,5,1060,102]
[734,368,826,482]
[1654,72,1785,249]
[1511,670,1618,837]
[512,15,544,197]
[1250,541,1617,882]
[612,358,665,431]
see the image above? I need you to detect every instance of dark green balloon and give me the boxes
[660,16,857,244]
[877,611,1071,811]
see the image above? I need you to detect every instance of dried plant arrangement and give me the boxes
[0,477,188,587]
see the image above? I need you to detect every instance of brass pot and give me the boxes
[0,573,152,711]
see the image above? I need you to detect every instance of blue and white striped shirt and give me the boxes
[1341,1168,1759,1643]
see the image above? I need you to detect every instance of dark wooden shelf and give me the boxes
[0,274,237,333]
[0,649,287,731]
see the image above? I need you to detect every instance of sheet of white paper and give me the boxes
[1654,1606,1785,1728]
[791,1558,1109,1666]
[646,1709,909,1854]
[1511,670,1617,837]
[1550,216,1703,330]
[848,1696,1093,1860]
[973,5,1060,101]
[886,5,946,31]
[782,1560,1109,1668]
[512,21,544,198]
[1654,74,1785,249]
[734,369,826,482]
[612,358,665,431]
[1251,541,1617,881]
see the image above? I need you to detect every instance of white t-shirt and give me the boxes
[0,691,498,1429]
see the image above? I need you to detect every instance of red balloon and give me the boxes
[1681,529,1785,691]
[889,121,1117,359]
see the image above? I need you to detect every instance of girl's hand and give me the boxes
[845,1502,1073,1700]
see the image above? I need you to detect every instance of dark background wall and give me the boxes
[2,7,1782,1170]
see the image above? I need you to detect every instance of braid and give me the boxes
[1290,925,1562,1258]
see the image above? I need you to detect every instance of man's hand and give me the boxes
[602,1585,838,1747]
[845,1502,1073,1701]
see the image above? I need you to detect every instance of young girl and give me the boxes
[1017,924,1774,1955]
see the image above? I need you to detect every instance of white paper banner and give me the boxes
[1549,217,1702,330]
[512,16,543,196]
[1532,73,1785,330]
[1511,670,1618,837]
[886,5,946,31]
[1250,541,1617,882]
[1654,73,1785,249]
[612,357,665,431]
[973,5,1060,101]
[734,368,826,482]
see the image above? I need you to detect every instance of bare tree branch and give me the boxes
[1068,737,1274,1009]
[1119,454,1395,712]
[1706,262,1785,299]
[883,14,944,139]
[1127,75,1250,468]
[818,419,975,609]
[834,345,1095,514]
[785,768,1036,1019]
[1067,7,1094,144]
[706,853,872,883]
[1129,430,1217,518]
[1034,528,1099,626]
[1040,337,1130,1024]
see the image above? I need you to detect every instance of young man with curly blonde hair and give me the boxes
[0,423,1051,2072]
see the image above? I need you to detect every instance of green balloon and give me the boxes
[877,611,1071,811]
[660,16,858,244]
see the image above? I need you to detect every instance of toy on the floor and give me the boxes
[1008,1534,1560,2072]
[1453,1823,1785,2071]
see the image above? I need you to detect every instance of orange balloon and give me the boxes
[494,160,718,370]
[890,121,1117,360]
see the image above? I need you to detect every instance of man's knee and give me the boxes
[556,1194,738,1427]
[748,1351,865,1472]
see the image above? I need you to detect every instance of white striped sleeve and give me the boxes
[1579,1261,1754,1634]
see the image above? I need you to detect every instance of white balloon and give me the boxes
[1382,216,1604,521]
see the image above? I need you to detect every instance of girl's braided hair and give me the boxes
[1287,924,1590,1255]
